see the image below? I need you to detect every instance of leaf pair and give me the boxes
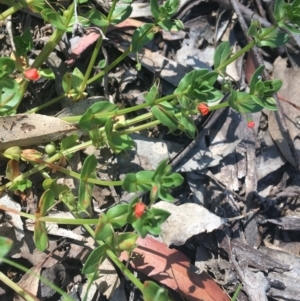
[228,66,281,113]
[122,159,184,202]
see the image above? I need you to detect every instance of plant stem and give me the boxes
[216,24,277,72]
[68,210,145,293]
[38,217,99,224]
[106,248,144,291]
[0,259,74,301]
[0,2,24,21]
[60,93,176,123]
[0,271,36,301]
[26,94,66,114]
[32,3,74,69]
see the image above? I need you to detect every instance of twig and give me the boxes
[6,15,16,52]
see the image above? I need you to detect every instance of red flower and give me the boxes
[198,103,210,115]
[23,68,40,81]
[247,120,255,128]
[134,202,146,218]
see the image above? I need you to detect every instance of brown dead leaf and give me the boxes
[14,265,42,301]
[120,236,229,301]
[0,114,77,150]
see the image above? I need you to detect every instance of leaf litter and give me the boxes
[1,1,300,301]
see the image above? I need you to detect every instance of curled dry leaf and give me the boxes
[120,236,229,301]
[152,202,224,246]
[0,114,77,150]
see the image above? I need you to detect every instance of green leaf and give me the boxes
[281,22,300,34]
[88,9,109,27]
[41,9,67,30]
[79,101,116,131]
[0,236,13,258]
[228,90,263,113]
[38,69,55,79]
[111,4,133,25]
[34,221,48,252]
[115,233,138,251]
[143,281,172,301]
[62,72,72,94]
[163,0,179,17]
[150,0,160,21]
[60,134,78,152]
[263,79,282,96]
[150,208,171,224]
[122,173,138,191]
[122,171,154,192]
[82,245,108,274]
[42,178,69,199]
[247,21,259,39]
[0,57,15,78]
[157,185,174,202]
[175,69,208,93]
[251,95,277,110]
[67,15,90,32]
[9,178,32,191]
[162,173,184,188]
[80,155,97,181]
[153,159,169,181]
[13,29,33,56]
[214,41,231,72]
[181,113,196,138]
[108,134,135,153]
[151,102,178,130]
[78,155,97,212]
[249,65,264,95]
[132,24,155,52]
[38,189,55,217]
[136,171,155,191]
[274,0,286,22]
[144,81,160,106]
[0,78,22,116]
[106,204,129,228]
[257,28,290,47]
[94,214,113,241]
[71,68,85,93]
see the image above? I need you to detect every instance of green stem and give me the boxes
[216,24,277,72]
[39,161,123,186]
[87,47,132,85]
[106,248,144,291]
[79,35,104,94]
[78,0,118,95]
[0,2,24,21]
[32,3,74,69]
[67,209,145,293]
[0,272,36,301]
[26,94,66,114]
[38,217,99,224]
[61,93,176,123]
[1,258,74,301]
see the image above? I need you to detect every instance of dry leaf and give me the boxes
[153,202,224,246]
[15,265,42,301]
[120,236,229,301]
[0,114,77,150]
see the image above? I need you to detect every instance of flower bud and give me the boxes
[134,202,147,218]
[23,68,40,81]
[197,103,210,115]
[247,121,255,128]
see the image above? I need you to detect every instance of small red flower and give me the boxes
[23,68,40,81]
[198,103,210,115]
[247,120,255,128]
[134,202,146,218]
